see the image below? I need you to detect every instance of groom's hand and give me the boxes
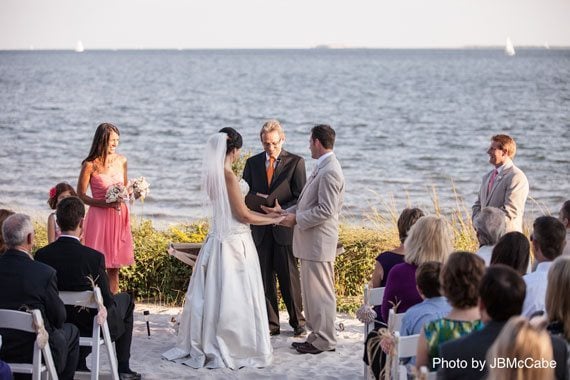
[279,213,296,227]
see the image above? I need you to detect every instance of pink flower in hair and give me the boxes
[49,187,57,199]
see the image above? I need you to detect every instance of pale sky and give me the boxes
[1,0,569,49]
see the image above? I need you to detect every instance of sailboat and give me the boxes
[75,40,84,53]
[505,37,515,56]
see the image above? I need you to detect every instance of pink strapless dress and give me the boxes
[83,172,134,268]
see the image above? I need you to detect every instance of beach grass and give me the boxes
[29,187,484,314]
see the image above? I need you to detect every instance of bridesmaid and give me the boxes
[77,123,134,293]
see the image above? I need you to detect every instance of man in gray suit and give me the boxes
[266,124,345,355]
[472,134,529,232]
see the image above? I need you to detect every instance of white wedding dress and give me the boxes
[162,161,272,369]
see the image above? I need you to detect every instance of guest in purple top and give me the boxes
[371,208,425,288]
[381,215,453,323]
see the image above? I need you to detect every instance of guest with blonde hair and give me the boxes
[486,317,555,380]
[545,256,570,349]
[380,215,453,323]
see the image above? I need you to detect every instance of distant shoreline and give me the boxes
[2,46,570,52]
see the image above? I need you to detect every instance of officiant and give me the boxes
[243,120,307,337]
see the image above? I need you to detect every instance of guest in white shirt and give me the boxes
[522,216,566,317]
[473,207,506,266]
[559,200,570,256]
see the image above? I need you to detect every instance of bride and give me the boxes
[162,127,284,369]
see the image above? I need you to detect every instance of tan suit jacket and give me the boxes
[292,154,345,262]
[472,160,529,232]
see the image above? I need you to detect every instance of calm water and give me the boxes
[0,49,569,227]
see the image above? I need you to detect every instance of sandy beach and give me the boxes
[77,304,365,380]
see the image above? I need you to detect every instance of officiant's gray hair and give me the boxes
[260,119,284,139]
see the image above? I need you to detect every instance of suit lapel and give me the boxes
[298,155,333,201]
[486,161,513,202]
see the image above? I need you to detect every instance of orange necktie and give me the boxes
[267,157,275,186]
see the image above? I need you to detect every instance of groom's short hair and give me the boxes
[311,124,335,149]
[56,196,85,231]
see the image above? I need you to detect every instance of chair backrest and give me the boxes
[391,331,420,380]
[387,308,405,332]
[368,286,385,307]
[419,365,437,380]
[0,309,59,380]
[0,309,37,332]
[59,289,98,310]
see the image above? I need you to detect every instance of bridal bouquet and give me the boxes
[105,183,129,203]
[128,176,150,202]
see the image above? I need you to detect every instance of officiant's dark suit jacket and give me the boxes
[35,236,134,363]
[243,149,306,331]
[0,248,79,376]
[243,149,306,245]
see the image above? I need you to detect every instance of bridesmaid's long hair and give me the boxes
[82,123,120,166]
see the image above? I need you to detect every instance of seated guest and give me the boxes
[379,262,450,367]
[381,215,453,323]
[560,200,570,256]
[490,231,530,275]
[522,216,566,317]
[0,214,79,380]
[370,207,424,319]
[371,208,425,287]
[0,209,15,253]
[399,262,450,337]
[544,256,570,370]
[473,207,506,266]
[0,335,11,380]
[416,252,485,371]
[35,197,140,380]
[438,265,525,380]
[486,317,556,380]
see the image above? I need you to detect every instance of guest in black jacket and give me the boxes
[35,197,140,380]
[0,213,79,380]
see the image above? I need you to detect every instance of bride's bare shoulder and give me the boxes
[224,168,237,182]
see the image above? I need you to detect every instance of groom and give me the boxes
[243,120,307,337]
[267,124,345,354]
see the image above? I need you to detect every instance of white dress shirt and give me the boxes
[475,245,494,266]
[522,261,552,317]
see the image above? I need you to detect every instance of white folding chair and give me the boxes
[387,308,405,333]
[59,287,119,380]
[363,284,385,379]
[419,365,437,380]
[391,331,420,380]
[0,309,59,380]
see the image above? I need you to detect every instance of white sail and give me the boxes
[505,37,515,56]
[75,40,84,53]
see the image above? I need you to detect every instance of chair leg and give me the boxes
[102,322,119,380]
[91,337,101,380]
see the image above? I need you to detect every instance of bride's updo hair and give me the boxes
[219,127,243,154]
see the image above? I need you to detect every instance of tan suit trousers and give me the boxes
[300,259,337,351]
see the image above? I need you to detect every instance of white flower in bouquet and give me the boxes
[105,183,129,203]
[128,176,150,202]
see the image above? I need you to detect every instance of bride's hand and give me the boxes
[261,199,282,214]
